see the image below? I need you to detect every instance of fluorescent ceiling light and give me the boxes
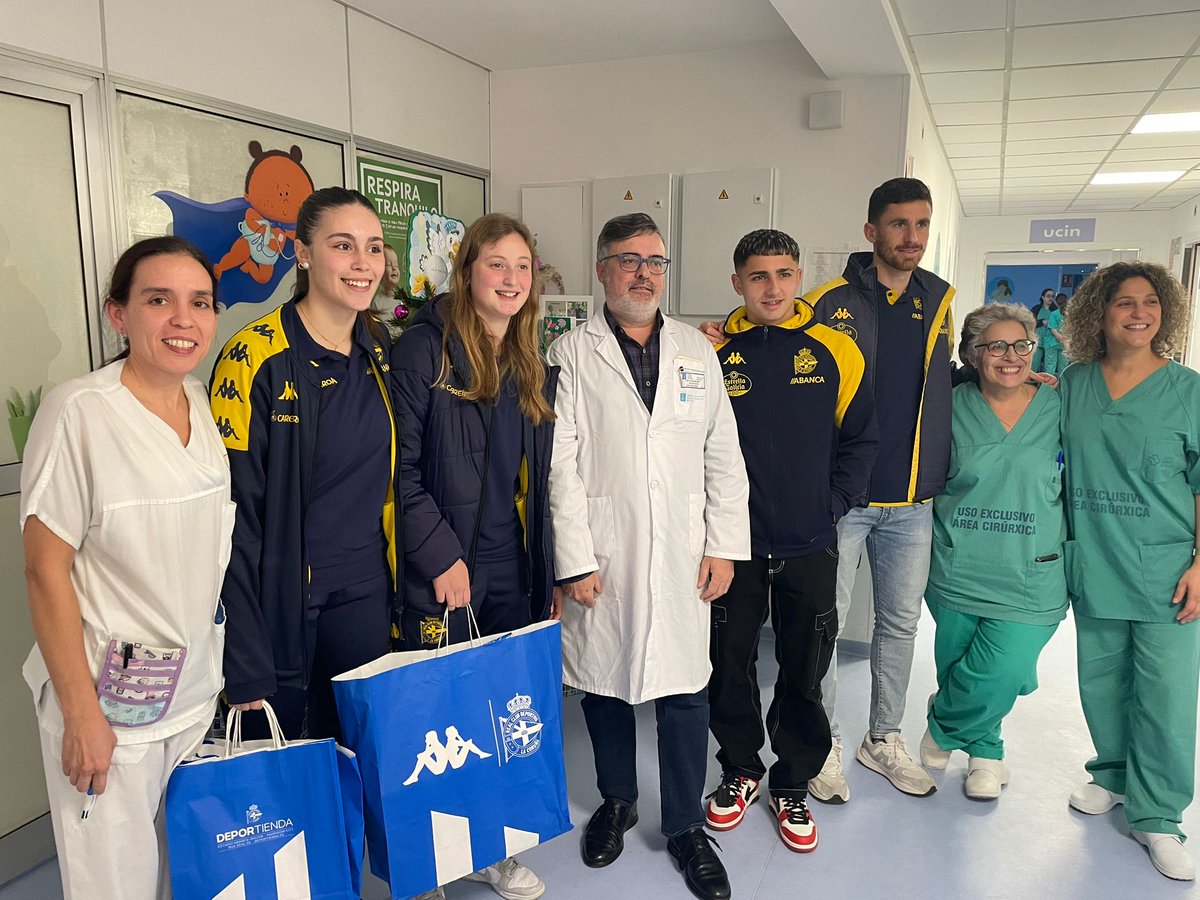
[1090,171,1184,185]
[1133,112,1200,133]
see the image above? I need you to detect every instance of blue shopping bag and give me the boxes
[166,703,364,900]
[332,618,572,899]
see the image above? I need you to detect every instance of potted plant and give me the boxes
[7,386,42,461]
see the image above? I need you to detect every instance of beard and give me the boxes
[874,239,924,273]
[606,282,662,327]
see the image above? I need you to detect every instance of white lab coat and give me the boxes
[547,312,750,704]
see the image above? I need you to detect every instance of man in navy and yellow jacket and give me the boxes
[704,229,878,854]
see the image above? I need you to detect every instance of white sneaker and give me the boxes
[412,889,445,900]
[855,733,936,797]
[1133,831,1196,881]
[464,857,546,899]
[808,740,850,804]
[919,727,952,770]
[964,757,1009,800]
[1068,781,1125,815]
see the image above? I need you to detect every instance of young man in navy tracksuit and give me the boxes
[704,230,878,852]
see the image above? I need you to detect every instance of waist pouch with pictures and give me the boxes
[97,639,187,728]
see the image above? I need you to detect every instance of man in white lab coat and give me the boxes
[547,213,750,900]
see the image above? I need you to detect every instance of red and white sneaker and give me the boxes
[769,795,818,852]
[705,774,761,830]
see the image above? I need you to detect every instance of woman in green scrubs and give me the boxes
[920,303,1067,800]
[1060,261,1200,882]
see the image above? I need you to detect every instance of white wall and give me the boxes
[490,40,908,315]
[955,210,1174,326]
[903,77,964,289]
[0,0,490,171]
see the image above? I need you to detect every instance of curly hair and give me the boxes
[1061,261,1189,363]
[957,302,1036,367]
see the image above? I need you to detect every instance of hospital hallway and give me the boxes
[4,607,1197,900]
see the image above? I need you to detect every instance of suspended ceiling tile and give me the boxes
[939,123,1004,143]
[952,156,1004,170]
[1168,57,1200,90]
[945,141,1003,157]
[1004,134,1122,155]
[1105,147,1200,163]
[1008,93,1153,122]
[1017,0,1200,27]
[911,29,1007,73]
[930,101,1004,125]
[1097,162,1192,175]
[1001,163,1100,177]
[895,0,1006,36]
[1003,175,1092,187]
[1005,116,1134,141]
[1010,59,1179,100]
[923,70,1006,103]
[1012,14,1200,68]
[1004,151,1108,167]
[1148,88,1200,113]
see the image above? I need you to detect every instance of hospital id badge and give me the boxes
[96,639,187,728]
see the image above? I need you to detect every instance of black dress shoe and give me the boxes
[581,799,638,867]
[667,828,731,900]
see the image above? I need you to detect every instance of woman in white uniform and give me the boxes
[21,236,233,900]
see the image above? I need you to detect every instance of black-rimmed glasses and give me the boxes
[598,253,671,275]
[975,339,1035,357]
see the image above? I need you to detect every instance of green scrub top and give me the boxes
[1061,361,1200,622]
[927,382,1068,625]
[1042,308,1063,350]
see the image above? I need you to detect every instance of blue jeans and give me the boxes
[819,503,933,741]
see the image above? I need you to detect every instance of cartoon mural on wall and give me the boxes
[154,141,314,306]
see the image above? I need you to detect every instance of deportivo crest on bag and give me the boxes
[794,348,818,375]
[498,693,544,761]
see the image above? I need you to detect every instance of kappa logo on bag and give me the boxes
[498,693,543,760]
[403,726,493,785]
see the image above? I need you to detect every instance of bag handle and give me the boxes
[224,700,286,756]
[436,603,483,655]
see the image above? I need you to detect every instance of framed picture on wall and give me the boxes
[541,294,591,355]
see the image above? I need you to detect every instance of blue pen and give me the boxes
[1056,451,1064,472]
[81,786,96,821]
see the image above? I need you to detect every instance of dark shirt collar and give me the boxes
[603,303,664,342]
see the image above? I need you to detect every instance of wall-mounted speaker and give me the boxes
[808,91,845,130]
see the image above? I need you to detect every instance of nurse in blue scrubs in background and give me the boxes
[1059,261,1200,882]
[920,303,1067,801]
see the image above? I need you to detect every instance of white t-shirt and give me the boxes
[20,361,234,744]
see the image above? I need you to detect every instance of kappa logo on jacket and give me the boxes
[214,416,240,440]
[223,342,252,366]
[276,381,299,401]
[724,351,746,365]
[250,323,276,343]
[214,378,244,403]
[831,307,854,321]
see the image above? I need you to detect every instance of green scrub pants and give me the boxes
[926,599,1058,760]
[1076,613,1200,838]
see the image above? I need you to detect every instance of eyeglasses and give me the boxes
[598,253,671,275]
[975,339,1035,357]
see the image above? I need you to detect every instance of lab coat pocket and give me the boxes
[688,493,706,556]
[673,356,707,425]
[587,496,615,559]
[1139,541,1196,605]
[1141,436,1185,484]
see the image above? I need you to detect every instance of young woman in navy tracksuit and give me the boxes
[390,212,556,899]
[211,187,399,742]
